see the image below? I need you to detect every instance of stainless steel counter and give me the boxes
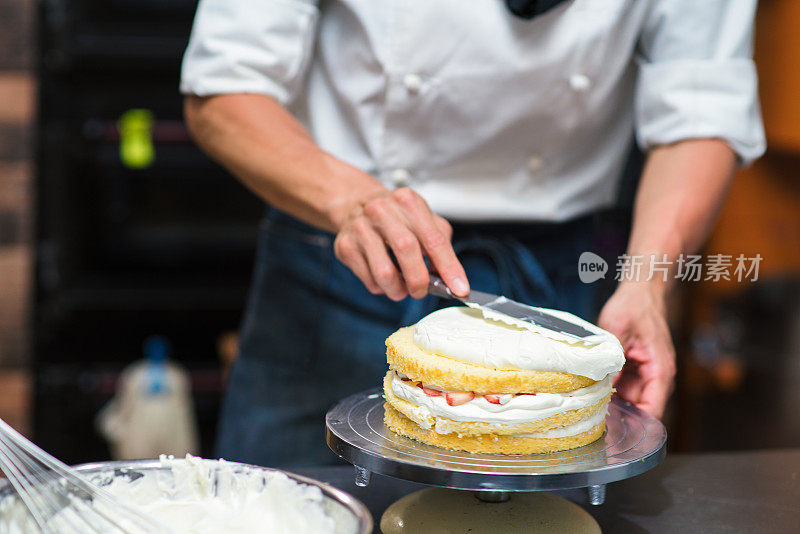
[296,448,800,533]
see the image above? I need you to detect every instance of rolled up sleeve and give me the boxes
[180,0,319,105]
[635,0,766,164]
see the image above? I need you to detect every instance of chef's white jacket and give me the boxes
[180,0,766,222]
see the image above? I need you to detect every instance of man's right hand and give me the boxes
[184,95,468,301]
[333,187,470,301]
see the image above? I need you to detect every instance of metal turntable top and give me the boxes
[326,389,666,492]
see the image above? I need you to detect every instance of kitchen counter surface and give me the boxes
[296,448,800,533]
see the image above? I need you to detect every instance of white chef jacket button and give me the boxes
[390,168,412,187]
[569,73,591,92]
[403,73,424,94]
[527,155,544,172]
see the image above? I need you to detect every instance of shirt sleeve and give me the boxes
[635,0,766,164]
[180,0,319,105]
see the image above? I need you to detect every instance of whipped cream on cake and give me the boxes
[390,371,612,426]
[511,407,609,439]
[383,303,626,454]
[413,306,624,380]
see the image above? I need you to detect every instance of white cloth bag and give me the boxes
[97,360,199,460]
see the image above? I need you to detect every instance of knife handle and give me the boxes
[428,274,455,299]
[388,251,455,299]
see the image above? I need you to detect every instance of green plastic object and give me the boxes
[118,109,155,169]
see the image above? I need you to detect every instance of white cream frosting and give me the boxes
[0,456,337,534]
[390,372,612,430]
[413,306,625,380]
[512,405,608,439]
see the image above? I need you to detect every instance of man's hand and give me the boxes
[598,282,676,419]
[333,187,470,301]
[184,95,469,301]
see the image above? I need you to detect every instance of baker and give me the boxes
[180,0,764,467]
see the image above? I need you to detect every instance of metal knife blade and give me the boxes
[428,275,595,340]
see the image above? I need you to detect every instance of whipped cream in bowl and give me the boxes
[0,456,371,534]
[413,306,625,380]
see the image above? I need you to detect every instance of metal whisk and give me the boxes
[0,418,172,533]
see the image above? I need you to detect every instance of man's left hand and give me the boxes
[597,282,676,419]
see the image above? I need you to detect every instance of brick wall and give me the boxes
[0,0,35,434]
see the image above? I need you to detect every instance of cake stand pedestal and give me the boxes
[326,390,666,533]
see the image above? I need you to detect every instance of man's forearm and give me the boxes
[184,94,387,232]
[184,93,470,298]
[598,138,735,417]
[624,138,738,295]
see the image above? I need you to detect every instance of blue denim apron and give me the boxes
[216,209,601,467]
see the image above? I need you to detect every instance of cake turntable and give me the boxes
[326,389,666,533]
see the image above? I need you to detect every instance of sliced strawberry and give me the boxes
[519,393,537,396]
[445,391,475,406]
[484,394,502,405]
[417,383,442,397]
